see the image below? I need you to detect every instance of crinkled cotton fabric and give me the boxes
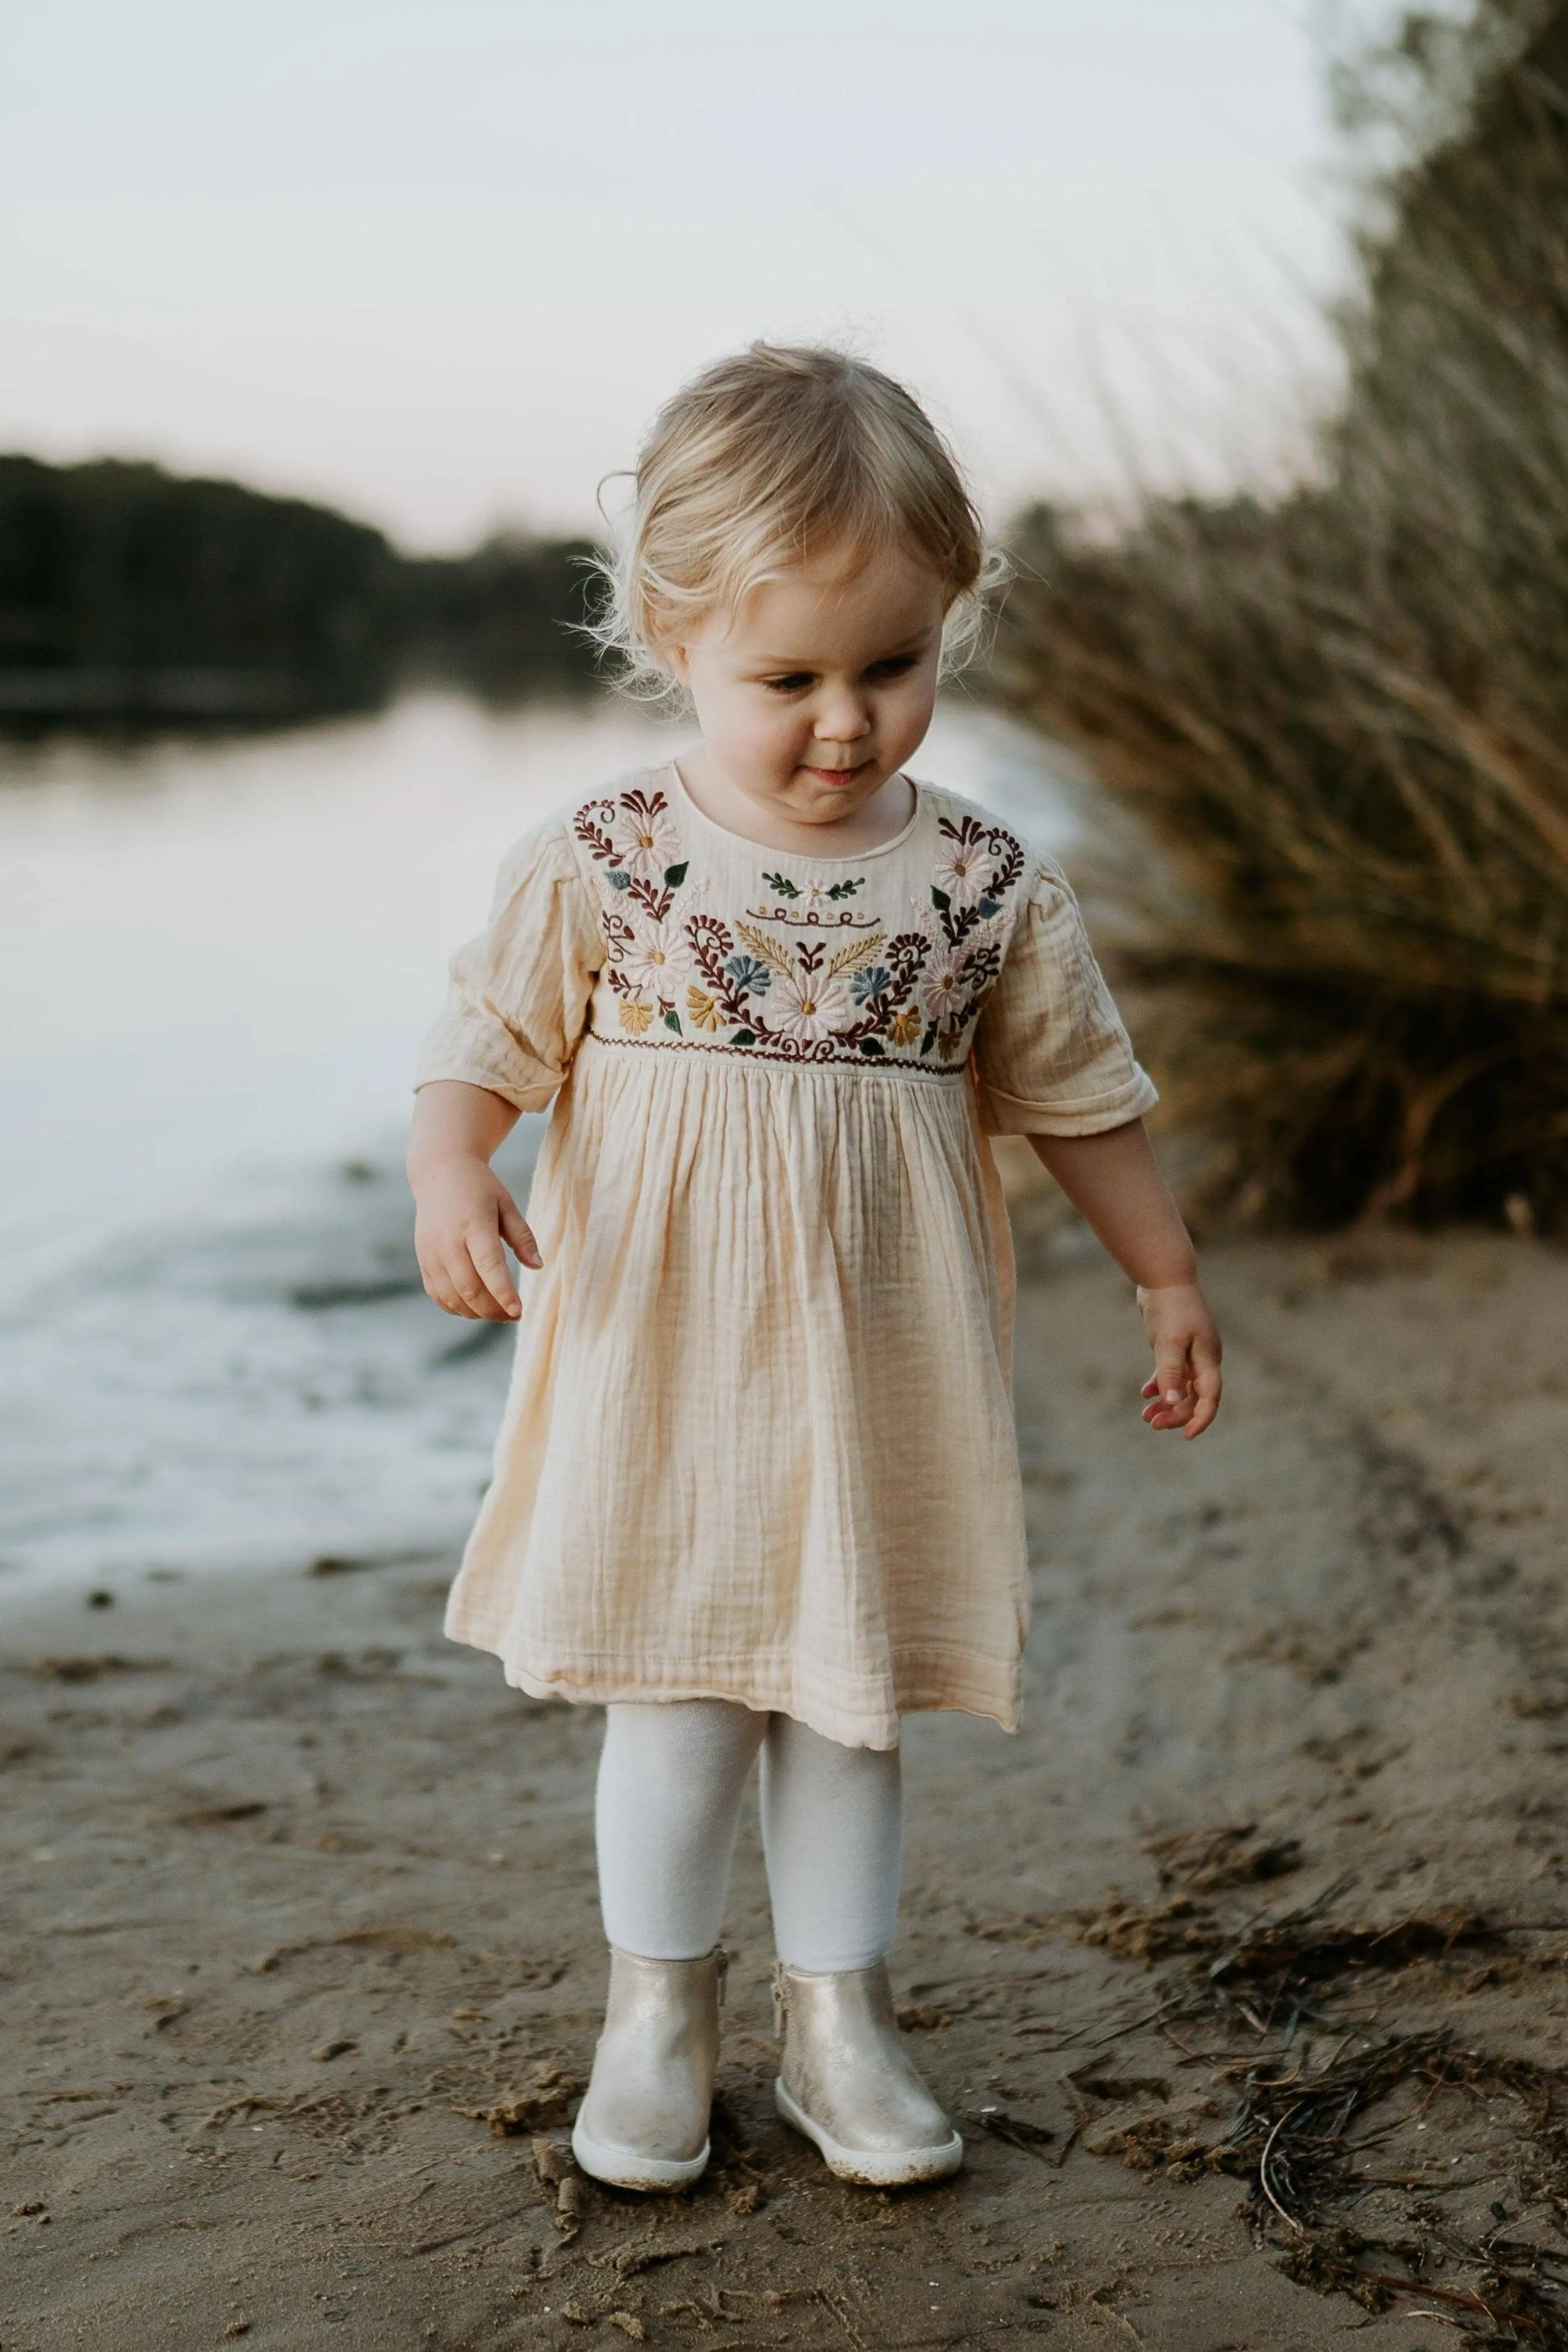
[415,762,1156,1749]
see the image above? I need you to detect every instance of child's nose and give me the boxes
[813,692,871,741]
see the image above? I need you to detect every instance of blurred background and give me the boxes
[7,0,1559,1599]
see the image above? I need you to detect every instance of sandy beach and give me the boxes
[7,1182,1568,2351]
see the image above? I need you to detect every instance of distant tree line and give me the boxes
[0,454,605,721]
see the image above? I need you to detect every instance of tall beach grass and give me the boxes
[997,2,1568,1228]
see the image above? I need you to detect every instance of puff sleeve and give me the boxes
[973,856,1158,1136]
[413,817,602,1111]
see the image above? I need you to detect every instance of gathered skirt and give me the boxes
[443,1033,1030,1749]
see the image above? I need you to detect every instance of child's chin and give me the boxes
[795,768,881,804]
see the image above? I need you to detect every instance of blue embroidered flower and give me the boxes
[724,954,771,999]
[850,965,891,1005]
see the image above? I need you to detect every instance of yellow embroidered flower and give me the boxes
[889,1005,921,1046]
[687,986,724,1033]
[618,998,654,1034]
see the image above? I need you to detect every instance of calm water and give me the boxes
[0,692,1073,1594]
[1,692,1071,1284]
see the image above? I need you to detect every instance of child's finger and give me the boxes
[426,1259,479,1318]
[447,1245,509,1321]
[1150,1340,1191,1419]
[1182,1339,1224,1441]
[498,1197,543,1272]
[467,1228,522,1319]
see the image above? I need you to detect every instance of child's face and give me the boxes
[667,543,946,827]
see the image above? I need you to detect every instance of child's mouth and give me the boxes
[802,761,872,787]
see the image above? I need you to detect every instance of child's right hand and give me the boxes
[413,1157,541,1321]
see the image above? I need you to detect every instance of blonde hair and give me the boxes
[593,344,1005,696]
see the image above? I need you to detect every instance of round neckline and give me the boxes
[667,760,923,864]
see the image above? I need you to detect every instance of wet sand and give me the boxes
[6,1217,1568,2349]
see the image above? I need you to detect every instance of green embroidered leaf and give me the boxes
[827,877,865,901]
[919,1025,938,1056]
[731,1027,756,1047]
[977,897,1000,918]
[663,1009,682,1033]
[858,1036,886,1057]
[761,871,801,898]
[930,887,951,912]
[663,862,689,887]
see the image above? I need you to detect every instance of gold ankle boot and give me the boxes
[571,1945,726,2191]
[773,1959,963,2186]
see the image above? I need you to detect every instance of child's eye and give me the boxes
[762,672,815,694]
[866,655,919,681]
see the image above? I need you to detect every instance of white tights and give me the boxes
[594,1698,902,1972]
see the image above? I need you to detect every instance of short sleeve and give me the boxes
[973,857,1158,1136]
[413,818,602,1112]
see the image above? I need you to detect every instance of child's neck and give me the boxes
[675,753,916,858]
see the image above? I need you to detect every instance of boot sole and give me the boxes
[774,2078,963,2187]
[570,2117,710,2193]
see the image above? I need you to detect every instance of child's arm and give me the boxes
[408,1079,541,1322]
[1026,1120,1222,1439]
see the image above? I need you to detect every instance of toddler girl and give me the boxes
[408,345,1221,2193]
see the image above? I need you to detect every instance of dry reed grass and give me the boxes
[996,3,1568,1227]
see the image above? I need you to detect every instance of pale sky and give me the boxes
[1,1,1345,551]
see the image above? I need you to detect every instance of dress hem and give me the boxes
[444,1621,1022,1751]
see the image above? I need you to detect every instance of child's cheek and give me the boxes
[735,701,803,788]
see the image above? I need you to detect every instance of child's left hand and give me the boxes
[1136,1281,1222,1439]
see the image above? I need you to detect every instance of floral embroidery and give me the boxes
[608,792,682,881]
[761,872,864,904]
[748,872,880,929]
[575,783,1027,1068]
[921,952,967,1025]
[686,986,726,1033]
[575,792,689,901]
[933,832,988,907]
[620,916,695,997]
[770,967,854,1043]
[724,953,771,999]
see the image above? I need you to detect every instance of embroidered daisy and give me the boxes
[933,832,989,907]
[609,792,681,881]
[770,968,852,1043]
[622,918,695,997]
[920,953,967,1026]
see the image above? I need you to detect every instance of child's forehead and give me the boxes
[713,544,946,656]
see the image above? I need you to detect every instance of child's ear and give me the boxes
[662,642,692,686]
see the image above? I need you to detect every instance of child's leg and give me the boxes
[761,1717,960,2185]
[595,1697,767,1958]
[759,1715,902,1970]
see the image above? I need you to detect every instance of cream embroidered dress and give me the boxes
[415,763,1155,1750]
